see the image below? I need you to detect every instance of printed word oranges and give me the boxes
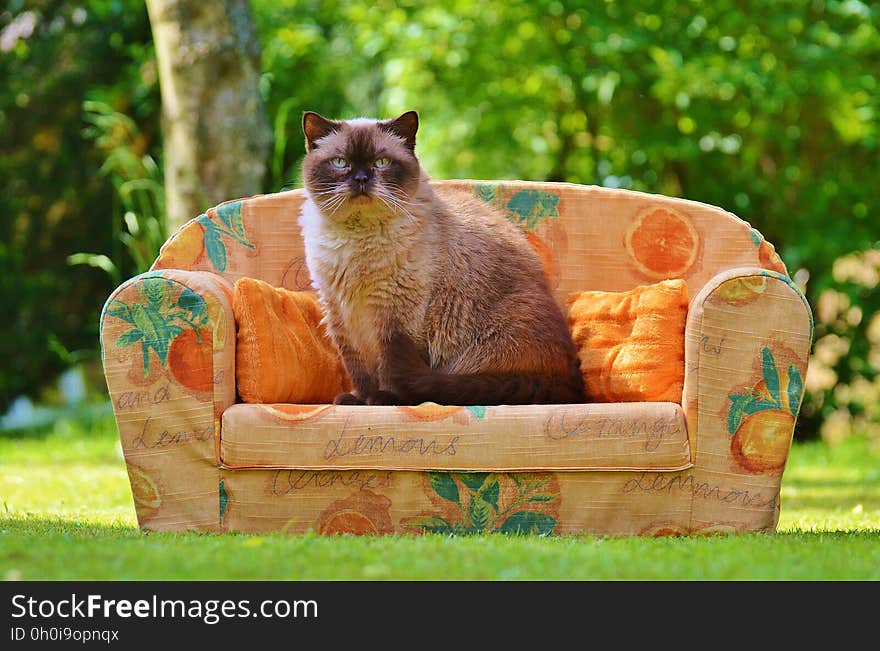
[625,206,700,279]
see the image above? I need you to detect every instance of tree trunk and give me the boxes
[146,0,271,231]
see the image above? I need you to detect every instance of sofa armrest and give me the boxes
[100,269,236,532]
[682,267,813,533]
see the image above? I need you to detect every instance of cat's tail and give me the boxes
[386,332,585,405]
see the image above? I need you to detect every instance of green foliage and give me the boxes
[3,1,879,439]
[69,100,167,284]
[0,1,158,410]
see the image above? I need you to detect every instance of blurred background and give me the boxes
[1,0,878,445]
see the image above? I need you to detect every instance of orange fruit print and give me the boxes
[261,404,331,422]
[730,410,794,473]
[317,490,394,535]
[625,206,700,279]
[127,464,161,516]
[321,511,381,535]
[758,239,788,275]
[397,402,465,422]
[153,220,205,270]
[167,328,213,393]
[727,347,802,473]
[716,275,767,304]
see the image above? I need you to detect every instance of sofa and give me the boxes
[100,180,813,536]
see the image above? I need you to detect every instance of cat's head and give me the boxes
[301,111,422,220]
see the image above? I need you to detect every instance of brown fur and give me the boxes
[299,111,584,406]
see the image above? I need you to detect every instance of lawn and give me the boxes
[1,410,878,581]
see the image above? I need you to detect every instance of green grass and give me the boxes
[1,412,878,580]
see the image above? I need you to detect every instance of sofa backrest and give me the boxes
[151,180,788,306]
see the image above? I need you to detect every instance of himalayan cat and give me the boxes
[298,110,584,406]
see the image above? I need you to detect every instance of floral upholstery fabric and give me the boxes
[100,181,812,536]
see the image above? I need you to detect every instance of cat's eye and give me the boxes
[330,157,348,169]
[373,157,391,169]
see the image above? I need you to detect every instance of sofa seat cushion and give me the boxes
[220,401,692,472]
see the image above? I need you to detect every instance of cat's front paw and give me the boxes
[333,392,365,405]
[366,390,400,406]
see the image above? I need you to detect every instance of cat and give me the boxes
[298,110,584,406]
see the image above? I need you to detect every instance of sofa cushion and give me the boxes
[220,401,692,472]
[567,279,688,403]
[233,278,351,403]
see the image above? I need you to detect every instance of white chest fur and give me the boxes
[299,197,429,366]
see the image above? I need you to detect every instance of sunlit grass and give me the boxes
[1,412,878,580]
[778,436,880,533]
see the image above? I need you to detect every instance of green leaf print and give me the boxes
[726,347,801,436]
[787,365,803,416]
[481,476,500,510]
[761,347,781,405]
[505,190,559,230]
[428,472,460,504]
[215,202,236,230]
[750,228,763,247]
[204,224,227,272]
[130,303,161,370]
[227,202,247,240]
[475,183,499,204]
[467,494,493,531]
[458,472,488,491]
[219,479,228,522]
[177,287,207,320]
[105,299,133,324]
[197,203,254,273]
[141,276,169,307]
[412,473,559,536]
[727,394,751,435]
[116,330,144,347]
[466,405,487,420]
[141,304,174,364]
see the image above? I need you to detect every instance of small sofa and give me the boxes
[100,180,813,536]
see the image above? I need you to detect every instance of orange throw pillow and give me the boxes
[233,278,351,403]
[567,279,688,403]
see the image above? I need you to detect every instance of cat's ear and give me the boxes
[382,110,419,152]
[302,112,339,152]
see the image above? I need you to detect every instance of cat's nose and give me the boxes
[353,169,369,184]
